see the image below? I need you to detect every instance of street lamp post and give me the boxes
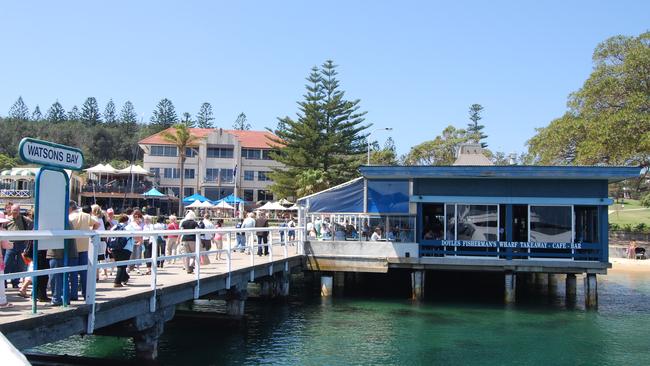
[367,127,393,165]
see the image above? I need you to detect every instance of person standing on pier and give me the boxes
[165,215,179,263]
[0,212,14,308]
[4,204,31,289]
[69,203,99,301]
[180,211,199,274]
[256,212,269,256]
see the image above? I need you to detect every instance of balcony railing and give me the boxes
[0,189,32,198]
[82,183,154,194]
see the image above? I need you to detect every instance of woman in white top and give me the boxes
[152,216,167,268]
[142,215,156,274]
[127,210,145,274]
[371,228,382,241]
[91,204,109,279]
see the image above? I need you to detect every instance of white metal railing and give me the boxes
[0,226,305,334]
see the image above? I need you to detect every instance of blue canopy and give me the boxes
[143,188,165,197]
[297,178,364,213]
[183,193,210,204]
[220,193,245,204]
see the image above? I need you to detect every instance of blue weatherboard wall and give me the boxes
[300,178,365,213]
[413,179,608,198]
[367,180,409,214]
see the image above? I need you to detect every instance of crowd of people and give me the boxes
[0,201,298,309]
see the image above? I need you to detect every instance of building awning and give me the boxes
[297,178,364,213]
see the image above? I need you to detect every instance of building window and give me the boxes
[207,147,234,158]
[163,168,180,179]
[258,171,271,182]
[456,204,498,241]
[258,189,273,201]
[149,168,160,177]
[575,206,598,243]
[262,150,273,160]
[167,187,180,197]
[243,189,254,202]
[242,148,261,160]
[205,187,234,201]
[244,170,254,181]
[529,206,572,243]
[185,148,196,158]
[150,145,177,157]
[220,169,234,183]
[184,187,194,198]
[184,169,195,179]
[205,168,219,181]
[421,203,444,240]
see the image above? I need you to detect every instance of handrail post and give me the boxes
[194,232,200,299]
[283,228,288,258]
[226,231,231,289]
[86,234,99,334]
[150,232,158,312]
[250,229,255,282]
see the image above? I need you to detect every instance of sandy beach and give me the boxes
[610,258,650,273]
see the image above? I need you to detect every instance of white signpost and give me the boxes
[19,138,83,250]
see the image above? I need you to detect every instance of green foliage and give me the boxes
[527,32,650,167]
[370,137,398,165]
[268,60,369,199]
[196,102,215,128]
[181,112,195,128]
[8,97,29,120]
[81,97,102,125]
[232,112,250,130]
[467,104,487,148]
[68,106,80,121]
[31,105,42,121]
[150,98,178,130]
[402,125,471,165]
[0,153,18,170]
[120,101,138,124]
[160,124,202,215]
[46,101,67,123]
[641,192,650,208]
[295,169,330,197]
[104,99,117,125]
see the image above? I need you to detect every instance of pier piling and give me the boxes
[504,271,516,304]
[584,274,598,309]
[411,270,425,301]
[565,274,577,303]
[321,275,333,297]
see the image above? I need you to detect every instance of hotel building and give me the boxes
[139,128,283,204]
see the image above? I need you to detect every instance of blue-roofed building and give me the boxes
[297,145,640,307]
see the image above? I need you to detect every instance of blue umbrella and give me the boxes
[183,193,210,205]
[143,188,165,197]
[221,193,245,204]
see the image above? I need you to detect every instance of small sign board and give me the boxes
[35,168,69,250]
[19,138,84,171]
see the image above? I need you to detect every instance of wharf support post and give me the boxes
[566,274,577,302]
[504,271,516,305]
[584,273,598,309]
[411,270,425,301]
[226,288,248,318]
[131,306,175,361]
[321,275,333,297]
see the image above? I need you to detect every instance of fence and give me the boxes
[0,226,304,334]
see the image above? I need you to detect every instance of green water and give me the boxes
[33,272,650,365]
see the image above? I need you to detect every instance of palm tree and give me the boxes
[161,124,201,216]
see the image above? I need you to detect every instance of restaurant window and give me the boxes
[184,168,195,179]
[205,187,233,201]
[421,203,444,240]
[184,187,194,197]
[529,205,572,243]
[445,204,456,240]
[205,168,219,181]
[575,206,598,243]
[258,171,271,182]
[242,148,261,160]
[207,147,234,158]
[149,168,160,177]
[220,169,234,183]
[244,170,254,181]
[367,180,409,213]
[150,145,177,157]
[258,189,273,201]
[456,204,498,241]
[167,187,180,197]
[243,189,254,202]
[163,168,180,179]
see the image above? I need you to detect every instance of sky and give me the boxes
[0,1,648,157]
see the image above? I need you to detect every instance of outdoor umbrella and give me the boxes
[213,200,234,210]
[187,200,203,208]
[183,193,210,205]
[221,193,245,204]
[199,200,214,208]
[143,187,166,211]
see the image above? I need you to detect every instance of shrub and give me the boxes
[609,223,621,231]
[633,223,648,233]
[641,193,650,208]
[622,224,633,232]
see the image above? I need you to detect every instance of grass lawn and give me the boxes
[609,199,650,227]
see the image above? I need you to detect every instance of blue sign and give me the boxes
[440,240,583,250]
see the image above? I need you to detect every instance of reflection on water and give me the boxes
[32,271,650,365]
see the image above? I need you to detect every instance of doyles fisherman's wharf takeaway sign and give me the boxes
[19,138,84,170]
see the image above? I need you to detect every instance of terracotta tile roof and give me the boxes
[138,128,280,148]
